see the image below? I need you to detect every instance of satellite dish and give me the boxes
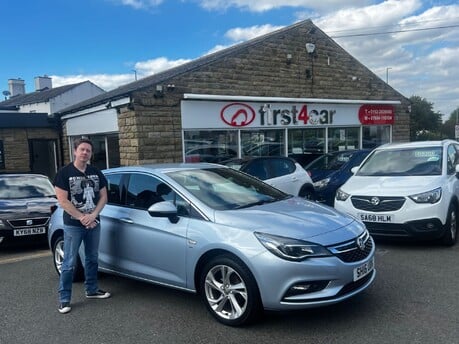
[2,90,10,96]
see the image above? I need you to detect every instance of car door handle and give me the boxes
[119,217,134,224]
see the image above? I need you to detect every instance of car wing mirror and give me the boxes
[148,201,179,223]
[455,164,459,178]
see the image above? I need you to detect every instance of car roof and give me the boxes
[375,140,459,151]
[221,156,296,164]
[103,162,226,174]
[0,173,49,178]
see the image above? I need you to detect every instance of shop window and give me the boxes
[362,126,391,149]
[288,128,325,154]
[183,130,238,163]
[328,127,360,152]
[70,134,120,170]
[241,129,284,157]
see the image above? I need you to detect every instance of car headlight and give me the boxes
[254,232,332,261]
[0,220,6,229]
[335,188,350,201]
[313,177,330,190]
[409,187,442,204]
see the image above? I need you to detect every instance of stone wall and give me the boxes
[121,21,410,165]
[0,127,59,172]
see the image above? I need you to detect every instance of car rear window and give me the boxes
[0,175,55,199]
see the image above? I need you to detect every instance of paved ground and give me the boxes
[1,240,458,344]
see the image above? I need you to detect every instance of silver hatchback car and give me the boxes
[48,163,375,326]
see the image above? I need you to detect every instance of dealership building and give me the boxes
[3,20,411,174]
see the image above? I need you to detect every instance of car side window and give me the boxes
[447,145,457,175]
[106,173,123,205]
[126,174,163,209]
[244,160,269,180]
[269,158,295,178]
[125,173,199,218]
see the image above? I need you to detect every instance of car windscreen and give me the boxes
[0,175,56,199]
[357,147,443,176]
[307,152,353,171]
[166,167,290,210]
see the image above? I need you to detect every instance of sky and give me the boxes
[1,0,458,118]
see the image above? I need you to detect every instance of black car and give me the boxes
[0,174,56,246]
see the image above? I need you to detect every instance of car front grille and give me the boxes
[7,217,50,228]
[351,196,405,212]
[328,230,373,263]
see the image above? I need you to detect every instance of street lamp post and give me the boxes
[386,67,392,84]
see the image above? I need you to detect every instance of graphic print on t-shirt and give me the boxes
[69,174,100,217]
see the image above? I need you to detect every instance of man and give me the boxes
[54,137,110,314]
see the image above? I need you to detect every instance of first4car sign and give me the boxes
[181,100,394,129]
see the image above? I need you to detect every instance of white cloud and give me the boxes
[197,0,369,13]
[134,57,192,76]
[113,0,163,10]
[51,57,191,91]
[308,0,459,115]
[225,24,285,41]
[51,74,135,91]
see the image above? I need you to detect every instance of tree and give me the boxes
[442,107,459,140]
[409,95,443,141]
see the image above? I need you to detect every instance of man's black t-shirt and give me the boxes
[54,163,108,227]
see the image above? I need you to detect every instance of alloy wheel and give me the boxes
[204,264,248,320]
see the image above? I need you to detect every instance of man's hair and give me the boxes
[73,137,93,150]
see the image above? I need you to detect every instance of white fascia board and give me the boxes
[183,93,401,105]
[61,96,131,120]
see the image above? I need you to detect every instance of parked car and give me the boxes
[243,142,283,156]
[185,144,237,163]
[222,156,315,199]
[335,140,459,246]
[48,163,375,326]
[0,173,56,246]
[305,149,372,206]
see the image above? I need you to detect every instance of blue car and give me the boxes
[306,150,372,206]
[48,163,375,326]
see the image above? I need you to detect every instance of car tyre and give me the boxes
[52,234,85,282]
[442,204,457,246]
[200,254,262,326]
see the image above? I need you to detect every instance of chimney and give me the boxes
[34,75,52,91]
[8,78,26,96]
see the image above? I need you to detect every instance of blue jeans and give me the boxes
[58,224,101,303]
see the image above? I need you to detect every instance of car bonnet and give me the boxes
[214,198,361,244]
[0,197,57,218]
[341,175,444,196]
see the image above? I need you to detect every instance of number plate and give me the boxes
[13,227,46,237]
[358,213,393,223]
[353,257,374,281]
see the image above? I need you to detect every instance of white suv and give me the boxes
[335,140,459,246]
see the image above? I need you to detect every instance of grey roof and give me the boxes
[58,19,316,115]
[0,112,58,128]
[0,81,99,107]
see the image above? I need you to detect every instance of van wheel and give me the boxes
[199,255,262,326]
[442,204,457,246]
[52,234,85,282]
